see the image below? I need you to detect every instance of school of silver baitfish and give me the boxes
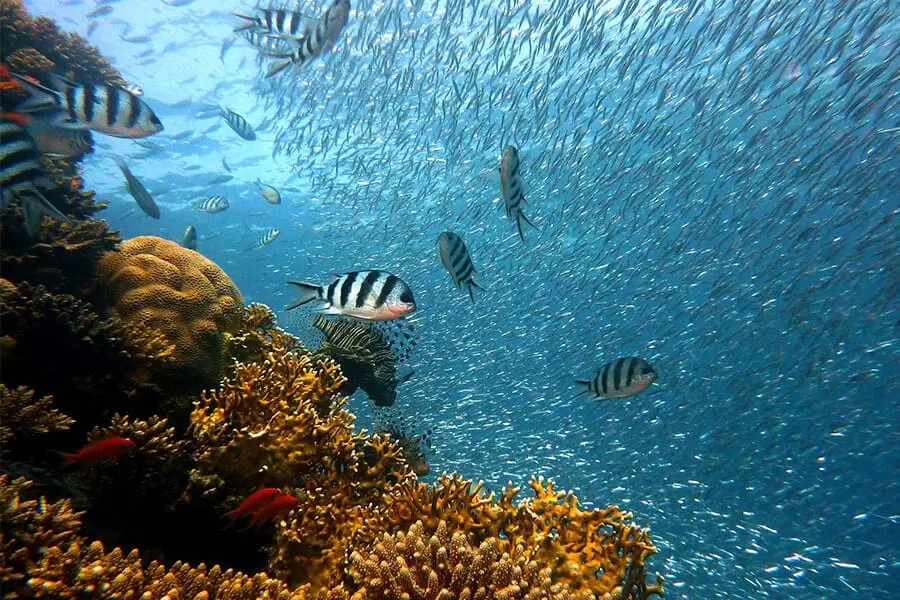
[6,0,897,597]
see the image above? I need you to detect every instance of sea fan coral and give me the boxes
[94,236,244,391]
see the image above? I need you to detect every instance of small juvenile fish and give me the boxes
[12,72,163,138]
[222,156,231,172]
[224,487,280,524]
[248,227,279,250]
[198,195,229,212]
[86,5,113,18]
[3,111,93,159]
[115,158,160,218]
[58,435,135,465]
[287,270,416,321]
[218,106,255,141]
[263,0,350,78]
[254,178,281,204]
[0,117,70,234]
[500,145,537,241]
[437,231,484,303]
[182,224,197,249]
[86,21,98,37]
[244,493,298,528]
[575,357,657,400]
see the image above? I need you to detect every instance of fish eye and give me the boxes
[399,289,413,304]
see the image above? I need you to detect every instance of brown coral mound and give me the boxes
[95,236,244,390]
[346,520,594,600]
[0,474,311,600]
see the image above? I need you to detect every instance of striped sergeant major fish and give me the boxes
[181,225,197,250]
[0,117,70,235]
[114,158,160,219]
[11,72,163,139]
[198,195,229,212]
[218,106,256,141]
[287,270,416,321]
[234,7,311,38]
[500,145,537,241]
[575,357,657,400]
[263,0,350,78]
[437,231,484,304]
[239,28,297,56]
[248,227,279,250]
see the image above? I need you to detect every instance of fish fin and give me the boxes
[20,188,70,236]
[1,111,30,126]
[265,59,294,78]
[371,319,419,363]
[319,305,344,316]
[45,73,79,90]
[55,450,78,466]
[232,12,261,32]
[10,73,59,112]
[573,379,592,398]
[286,281,322,310]
[467,280,485,303]
[48,114,89,130]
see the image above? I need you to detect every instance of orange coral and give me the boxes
[344,520,595,600]
[95,236,244,390]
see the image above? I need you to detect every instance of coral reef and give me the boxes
[0,384,74,447]
[0,0,124,86]
[0,281,173,434]
[0,475,310,600]
[346,519,594,600]
[94,236,244,391]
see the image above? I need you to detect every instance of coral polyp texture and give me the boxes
[95,236,244,390]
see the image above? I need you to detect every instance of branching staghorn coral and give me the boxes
[345,519,595,600]
[0,384,74,447]
[0,474,312,600]
[225,302,299,367]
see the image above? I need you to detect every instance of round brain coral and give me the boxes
[95,236,243,390]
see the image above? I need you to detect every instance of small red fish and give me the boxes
[58,435,135,465]
[244,493,297,529]
[224,487,281,524]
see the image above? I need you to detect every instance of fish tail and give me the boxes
[233,12,260,32]
[520,210,537,230]
[20,187,70,236]
[574,379,592,398]
[286,281,322,310]
[515,214,526,241]
[55,450,78,466]
[266,58,293,78]
[9,73,58,112]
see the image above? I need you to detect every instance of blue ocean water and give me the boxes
[27,0,899,597]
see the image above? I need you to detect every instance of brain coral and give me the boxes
[95,236,243,390]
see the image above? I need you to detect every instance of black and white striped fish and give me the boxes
[12,73,163,139]
[437,231,484,303]
[198,195,229,212]
[263,0,350,78]
[500,145,537,241]
[287,270,416,321]
[181,225,197,250]
[234,7,311,38]
[115,158,160,219]
[239,28,296,56]
[575,357,657,400]
[247,227,279,250]
[0,118,70,235]
[217,106,255,141]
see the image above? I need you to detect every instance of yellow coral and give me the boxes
[0,384,74,446]
[95,236,244,389]
[345,520,594,600]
